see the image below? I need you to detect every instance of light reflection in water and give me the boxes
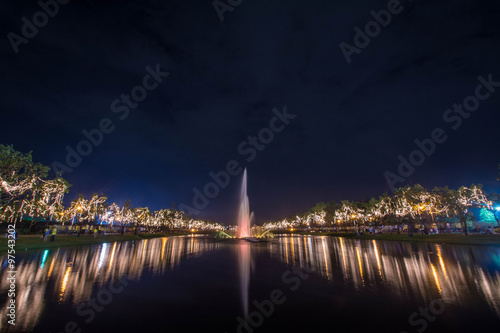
[238,242,251,319]
[0,236,219,332]
[40,250,48,269]
[355,245,365,286]
[60,266,71,302]
[2,235,499,332]
[270,236,500,317]
[372,240,383,280]
[97,243,107,271]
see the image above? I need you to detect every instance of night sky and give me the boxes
[1,0,499,225]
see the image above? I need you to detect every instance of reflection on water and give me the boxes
[2,235,500,332]
[270,236,500,317]
[0,236,219,332]
[238,243,251,319]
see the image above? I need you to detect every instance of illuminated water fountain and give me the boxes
[237,169,253,318]
[237,169,252,238]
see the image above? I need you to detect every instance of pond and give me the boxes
[1,235,499,332]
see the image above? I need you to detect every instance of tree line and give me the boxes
[264,184,500,235]
[0,145,223,232]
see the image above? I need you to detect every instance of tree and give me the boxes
[478,209,496,225]
[134,207,153,232]
[66,193,107,235]
[337,200,363,233]
[324,201,338,225]
[24,177,70,230]
[486,192,500,227]
[436,185,491,235]
[0,144,70,227]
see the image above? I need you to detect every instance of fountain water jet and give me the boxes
[237,169,251,238]
[237,169,253,318]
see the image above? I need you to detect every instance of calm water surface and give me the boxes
[1,235,499,332]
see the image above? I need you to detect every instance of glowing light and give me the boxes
[109,243,117,268]
[40,250,49,269]
[430,263,442,295]
[161,238,167,262]
[47,258,55,278]
[372,240,383,279]
[322,238,330,280]
[436,245,448,279]
[98,243,107,270]
[59,266,71,301]
[356,246,365,286]
[284,238,289,264]
[340,238,347,277]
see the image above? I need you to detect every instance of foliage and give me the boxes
[264,184,493,235]
[0,145,223,231]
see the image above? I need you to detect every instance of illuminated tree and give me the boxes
[485,192,500,227]
[0,144,70,227]
[434,185,491,235]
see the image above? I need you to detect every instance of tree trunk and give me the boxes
[28,212,38,233]
[494,211,500,228]
[462,216,468,235]
[14,213,22,229]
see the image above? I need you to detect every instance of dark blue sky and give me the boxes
[1,0,499,224]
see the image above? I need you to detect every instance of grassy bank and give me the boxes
[276,231,500,246]
[0,232,204,253]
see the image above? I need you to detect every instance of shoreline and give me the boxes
[0,232,207,254]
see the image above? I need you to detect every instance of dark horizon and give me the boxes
[1,0,500,225]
